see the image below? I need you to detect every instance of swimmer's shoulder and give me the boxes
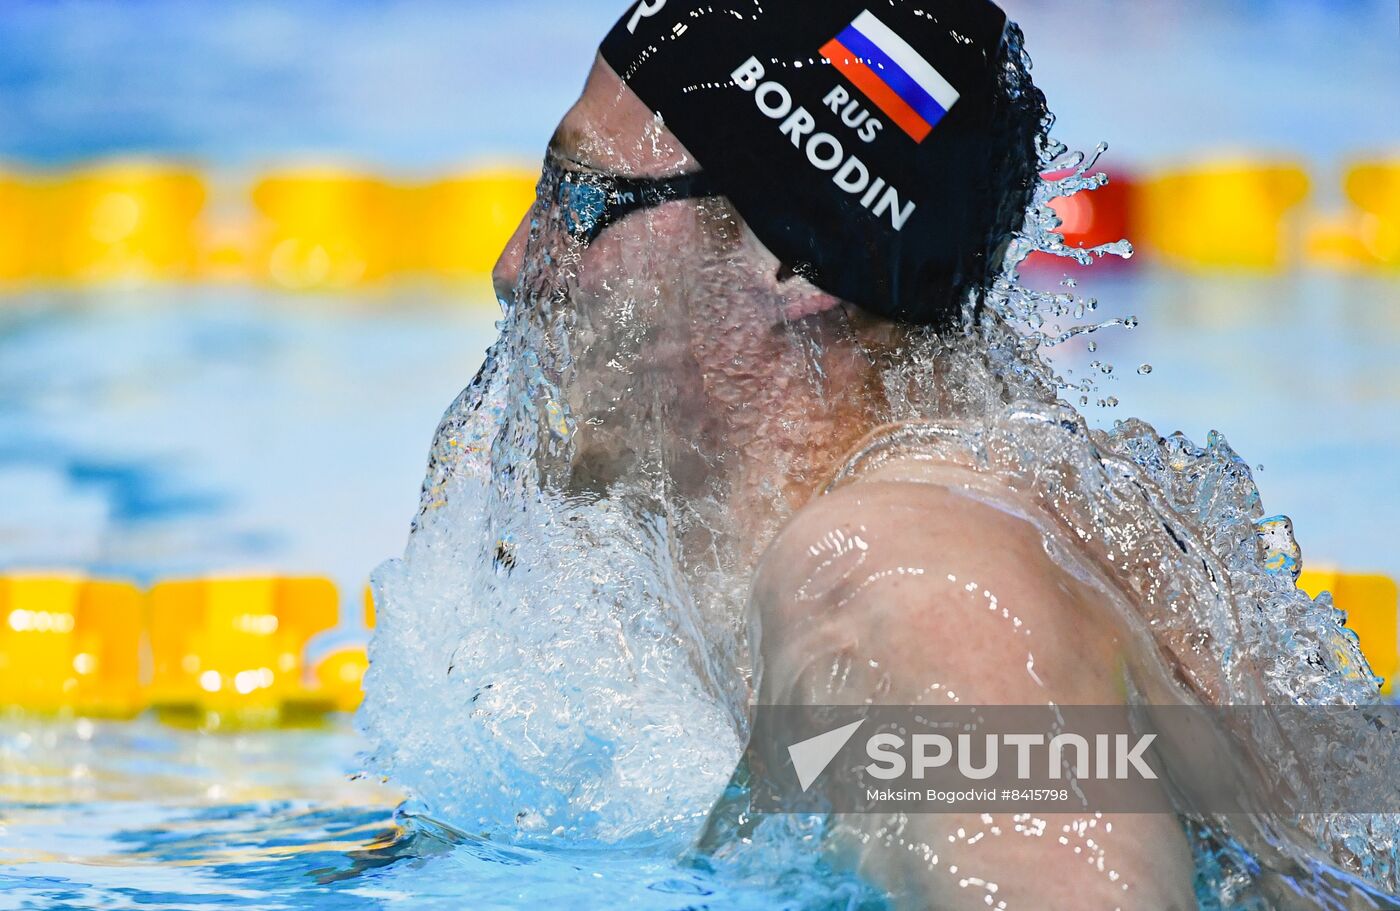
[754,459,1049,613]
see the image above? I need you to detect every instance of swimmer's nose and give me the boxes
[491,213,531,302]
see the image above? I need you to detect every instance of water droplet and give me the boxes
[1123,316,1139,329]
[1106,396,1119,407]
[1087,342,1098,353]
[1138,364,1153,375]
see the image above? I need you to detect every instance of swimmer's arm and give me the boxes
[749,478,1198,910]
[752,476,1130,704]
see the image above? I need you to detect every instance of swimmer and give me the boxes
[489,2,1196,907]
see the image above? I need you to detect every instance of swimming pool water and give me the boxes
[0,718,839,910]
[2,273,1395,593]
[0,286,498,596]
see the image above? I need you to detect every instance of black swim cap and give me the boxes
[601,0,1038,327]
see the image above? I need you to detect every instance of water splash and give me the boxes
[361,158,767,843]
[916,29,1395,904]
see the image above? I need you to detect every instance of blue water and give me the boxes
[2,275,1395,599]
[0,718,819,910]
[0,287,497,597]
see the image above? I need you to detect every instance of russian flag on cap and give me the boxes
[820,10,961,143]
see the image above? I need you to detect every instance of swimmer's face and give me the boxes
[490,58,878,503]
[492,57,841,326]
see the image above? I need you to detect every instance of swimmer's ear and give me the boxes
[726,217,843,321]
[776,261,845,322]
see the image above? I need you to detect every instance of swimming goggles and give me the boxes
[550,157,723,246]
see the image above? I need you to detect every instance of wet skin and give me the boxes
[754,461,1197,910]
[494,57,1196,911]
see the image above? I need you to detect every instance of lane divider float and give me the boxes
[0,573,370,726]
[0,568,1394,720]
[0,157,1396,289]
